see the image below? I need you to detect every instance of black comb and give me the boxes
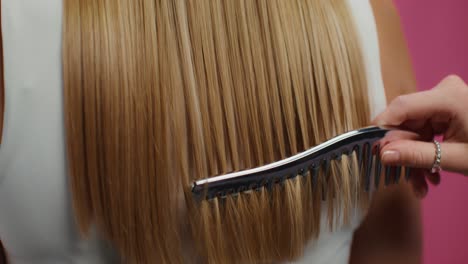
[192,126,409,201]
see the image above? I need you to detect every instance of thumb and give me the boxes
[380,140,468,175]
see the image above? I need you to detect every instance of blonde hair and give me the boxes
[63,0,370,263]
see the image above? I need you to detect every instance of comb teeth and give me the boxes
[192,126,411,201]
[364,143,373,192]
[374,144,382,189]
[356,144,363,169]
[311,164,319,188]
[321,159,331,201]
[394,166,402,184]
[405,167,412,181]
[385,165,392,186]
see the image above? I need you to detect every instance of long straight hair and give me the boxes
[63,0,371,263]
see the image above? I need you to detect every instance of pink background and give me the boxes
[393,1,468,263]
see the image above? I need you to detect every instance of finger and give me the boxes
[379,130,422,148]
[381,140,434,168]
[373,89,454,127]
[373,75,467,127]
[383,130,422,142]
[436,143,468,175]
[401,119,427,132]
[380,140,468,174]
[431,121,449,135]
[400,119,442,140]
[402,118,448,138]
[433,74,468,91]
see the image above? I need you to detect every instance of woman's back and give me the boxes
[0,0,386,263]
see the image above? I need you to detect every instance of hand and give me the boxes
[373,75,468,196]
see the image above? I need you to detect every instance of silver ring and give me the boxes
[431,139,442,174]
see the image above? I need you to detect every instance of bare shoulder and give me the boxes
[370,0,417,100]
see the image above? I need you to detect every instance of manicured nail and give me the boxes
[382,150,400,163]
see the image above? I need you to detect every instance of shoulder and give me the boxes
[370,0,417,100]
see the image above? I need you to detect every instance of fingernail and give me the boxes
[382,150,400,163]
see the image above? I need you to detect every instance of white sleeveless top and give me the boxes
[0,0,386,263]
